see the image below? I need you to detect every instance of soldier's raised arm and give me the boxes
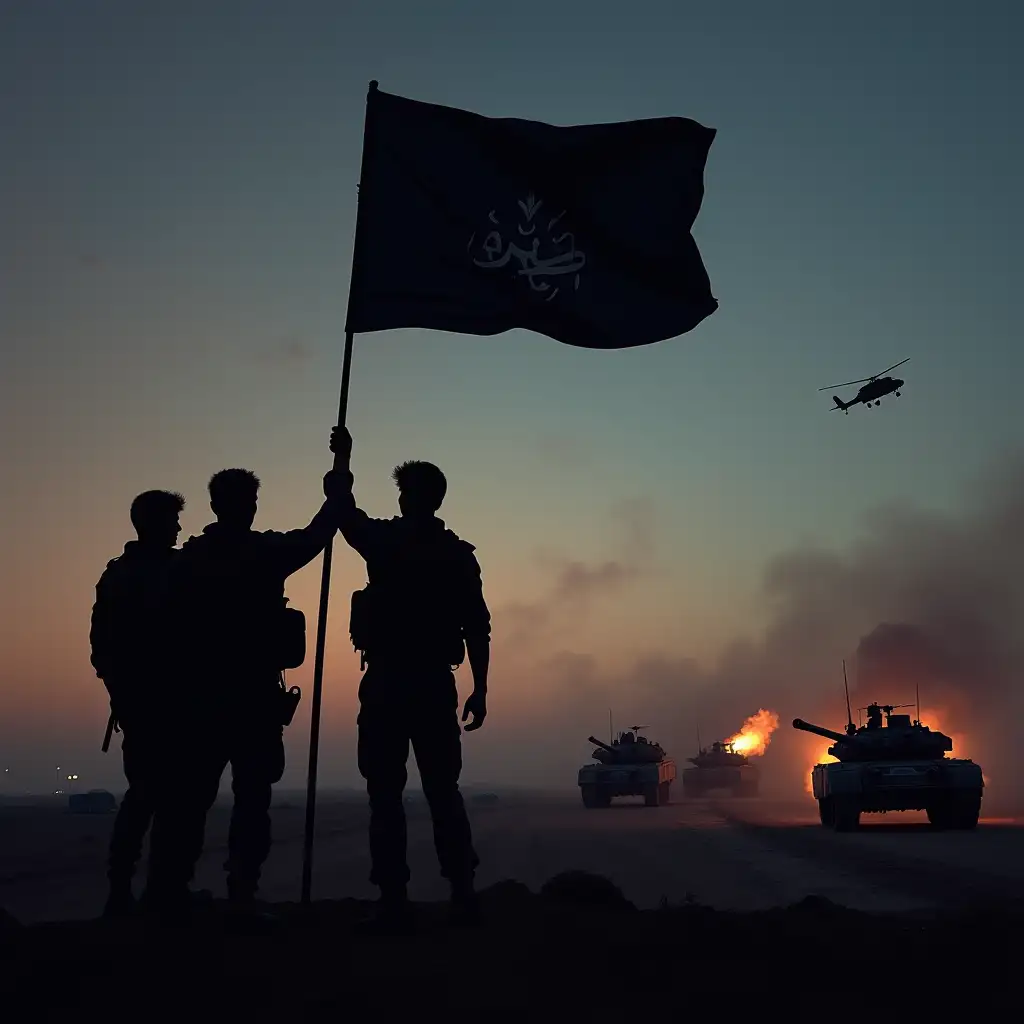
[328,425,387,560]
[260,474,347,579]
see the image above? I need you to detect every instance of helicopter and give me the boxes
[819,358,909,414]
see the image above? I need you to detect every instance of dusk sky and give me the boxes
[2,1,1021,794]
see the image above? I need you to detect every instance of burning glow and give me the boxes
[804,742,838,794]
[919,706,988,785]
[726,708,780,757]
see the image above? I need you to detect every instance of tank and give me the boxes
[682,741,760,798]
[793,702,984,831]
[577,727,676,808]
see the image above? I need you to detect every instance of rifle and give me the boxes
[101,712,119,753]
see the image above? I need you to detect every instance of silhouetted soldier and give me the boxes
[169,462,345,923]
[330,425,490,932]
[90,489,186,917]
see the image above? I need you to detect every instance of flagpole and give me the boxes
[301,79,379,906]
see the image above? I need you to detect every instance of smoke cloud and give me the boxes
[475,454,1024,811]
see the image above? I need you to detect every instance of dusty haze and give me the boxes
[4,454,1023,810]
[476,450,1024,809]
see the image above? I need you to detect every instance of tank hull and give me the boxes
[811,758,984,831]
[682,764,760,798]
[577,758,676,807]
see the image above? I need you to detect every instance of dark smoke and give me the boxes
[479,454,1024,811]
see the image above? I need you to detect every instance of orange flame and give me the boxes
[726,708,780,757]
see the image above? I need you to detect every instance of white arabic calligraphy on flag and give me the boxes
[467,193,585,302]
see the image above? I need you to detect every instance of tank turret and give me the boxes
[585,728,666,765]
[792,706,953,763]
[686,740,751,769]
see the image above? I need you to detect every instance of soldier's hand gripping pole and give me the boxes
[301,329,357,906]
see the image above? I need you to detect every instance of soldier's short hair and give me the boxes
[208,468,261,505]
[129,490,185,531]
[392,460,447,511]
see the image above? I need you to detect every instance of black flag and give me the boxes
[346,88,717,351]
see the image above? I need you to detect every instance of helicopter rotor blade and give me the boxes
[818,358,909,391]
[874,357,909,378]
[818,377,872,391]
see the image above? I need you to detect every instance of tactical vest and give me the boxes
[349,529,468,669]
[179,533,307,673]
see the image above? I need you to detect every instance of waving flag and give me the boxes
[346,87,717,350]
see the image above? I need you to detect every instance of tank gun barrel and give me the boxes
[792,718,847,743]
[587,735,617,754]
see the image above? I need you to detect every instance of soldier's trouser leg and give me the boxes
[145,735,224,902]
[107,730,155,887]
[412,690,479,887]
[357,697,411,894]
[224,720,285,900]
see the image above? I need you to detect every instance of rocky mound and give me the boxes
[4,872,1018,1013]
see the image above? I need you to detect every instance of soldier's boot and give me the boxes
[355,885,416,936]
[137,884,195,926]
[225,876,279,932]
[102,875,136,920]
[104,816,144,919]
[138,879,214,925]
[448,876,482,928]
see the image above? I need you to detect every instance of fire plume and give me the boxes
[726,708,780,757]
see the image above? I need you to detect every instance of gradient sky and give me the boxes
[2,1,1021,793]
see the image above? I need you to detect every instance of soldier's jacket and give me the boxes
[89,541,179,713]
[169,504,337,682]
[336,471,491,660]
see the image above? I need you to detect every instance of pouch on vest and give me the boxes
[350,584,465,668]
[272,602,306,670]
[350,587,374,657]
